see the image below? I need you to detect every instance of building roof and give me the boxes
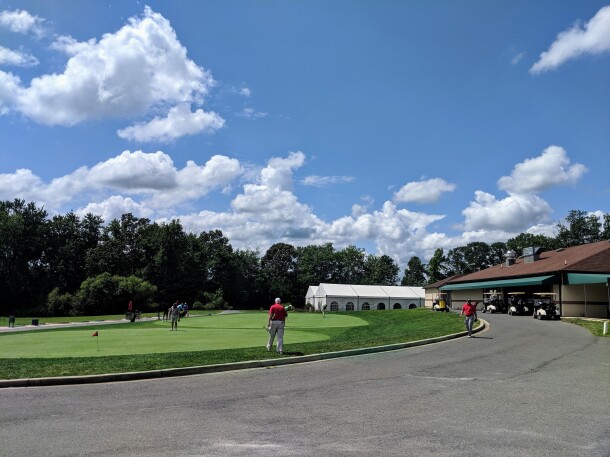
[317,283,359,297]
[425,274,466,290]
[447,240,610,285]
[305,286,318,299]
[380,285,425,299]
[316,283,424,299]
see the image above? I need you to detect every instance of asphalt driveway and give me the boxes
[0,313,608,456]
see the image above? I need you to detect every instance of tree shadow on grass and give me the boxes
[281,351,305,356]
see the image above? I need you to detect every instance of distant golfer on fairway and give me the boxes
[169,302,180,331]
[266,297,287,355]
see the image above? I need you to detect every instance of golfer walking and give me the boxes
[266,298,287,355]
[460,298,478,337]
[169,302,180,331]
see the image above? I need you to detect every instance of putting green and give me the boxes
[0,312,367,358]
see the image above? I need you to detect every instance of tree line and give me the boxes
[1,200,608,316]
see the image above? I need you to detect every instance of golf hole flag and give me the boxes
[92,330,100,350]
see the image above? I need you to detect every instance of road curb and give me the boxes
[0,319,488,388]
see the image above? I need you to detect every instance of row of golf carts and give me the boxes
[432,292,561,320]
[482,292,561,320]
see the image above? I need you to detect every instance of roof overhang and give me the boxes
[565,273,610,285]
[440,275,556,291]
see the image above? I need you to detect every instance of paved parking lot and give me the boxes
[1,313,608,456]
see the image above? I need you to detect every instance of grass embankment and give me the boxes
[0,309,466,379]
[563,318,610,337]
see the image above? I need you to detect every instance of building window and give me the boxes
[377,303,386,310]
[409,303,417,309]
[393,303,401,309]
[362,302,370,311]
[330,301,339,312]
[346,302,354,311]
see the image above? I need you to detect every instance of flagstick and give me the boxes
[97,334,99,351]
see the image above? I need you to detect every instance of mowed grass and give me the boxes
[0,309,466,379]
[563,318,610,337]
[0,312,366,358]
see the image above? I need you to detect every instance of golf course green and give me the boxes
[0,309,468,380]
[0,312,367,358]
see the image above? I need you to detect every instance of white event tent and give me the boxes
[306,283,425,311]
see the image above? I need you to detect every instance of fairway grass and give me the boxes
[0,312,367,357]
[0,309,467,379]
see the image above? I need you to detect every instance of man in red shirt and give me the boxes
[266,297,288,355]
[460,299,478,337]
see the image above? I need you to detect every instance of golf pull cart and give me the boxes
[433,293,450,312]
[482,292,506,314]
[532,293,560,320]
[507,292,530,316]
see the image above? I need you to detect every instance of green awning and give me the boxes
[440,275,556,291]
[565,273,610,285]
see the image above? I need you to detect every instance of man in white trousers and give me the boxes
[266,297,288,355]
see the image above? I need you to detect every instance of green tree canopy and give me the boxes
[401,256,426,286]
[364,254,399,285]
[556,210,603,247]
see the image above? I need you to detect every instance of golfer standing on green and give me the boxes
[266,298,287,355]
[169,302,180,331]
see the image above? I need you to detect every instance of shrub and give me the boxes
[203,288,229,310]
[74,273,157,315]
[46,288,75,317]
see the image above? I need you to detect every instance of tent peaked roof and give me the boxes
[316,283,424,299]
[317,283,358,297]
[380,285,425,299]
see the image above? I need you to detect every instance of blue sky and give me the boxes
[1,0,608,268]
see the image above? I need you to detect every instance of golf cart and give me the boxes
[433,293,450,312]
[507,292,530,316]
[532,293,560,320]
[482,292,506,314]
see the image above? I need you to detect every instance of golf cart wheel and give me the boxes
[537,313,543,320]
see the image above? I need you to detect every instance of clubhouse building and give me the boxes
[424,240,610,318]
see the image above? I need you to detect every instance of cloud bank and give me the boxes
[0,145,589,267]
[0,7,222,141]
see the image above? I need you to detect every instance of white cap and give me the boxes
[275,297,281,303]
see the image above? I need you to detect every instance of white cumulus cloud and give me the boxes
[462,191,552,232]
[497,145,587,194]
[1,146,595,268]
[78,196,154,221]
[0,150,243,211]
[393,178,456,204]
[0,9,45,36]
[117,103,224,143]
[2,7,221,142]
[531,5,610,74]
[0,46,39,66]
